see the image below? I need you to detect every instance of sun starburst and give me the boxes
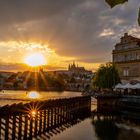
[24,53,46,67]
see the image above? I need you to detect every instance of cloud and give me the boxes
[99,28,115,37]
[0,0,139,71]
[0,63,67,72]
[0,63,27,72]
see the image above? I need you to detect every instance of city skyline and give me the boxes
[0,0,139,72]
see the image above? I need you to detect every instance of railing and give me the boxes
[0,96,91,140]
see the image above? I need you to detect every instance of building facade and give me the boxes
[52,62,93,91]
[68,61,92,75]
[112,33,140,82]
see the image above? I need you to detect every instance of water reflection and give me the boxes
[92,113,140,140]
[93,119,119,140]
[27,91,40,99]
[0,96,90,140]
[0,90,82,106]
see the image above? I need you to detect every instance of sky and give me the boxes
[0,0,139,72]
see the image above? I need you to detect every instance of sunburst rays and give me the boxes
[23,66,48,96]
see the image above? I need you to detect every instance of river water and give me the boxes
[0,90,81,106]
[51,115,140,140]
[0,90,140,140]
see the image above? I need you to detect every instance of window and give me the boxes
[124,55,127,61]
[136,53,139,60]
[123,69,129,76]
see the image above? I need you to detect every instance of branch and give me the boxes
[105,0,128,8]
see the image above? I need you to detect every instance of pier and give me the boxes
[0,96,91,140]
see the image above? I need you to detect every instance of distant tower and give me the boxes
[73,61,76,67]
[39,66,44,73]
[68,64,71,70]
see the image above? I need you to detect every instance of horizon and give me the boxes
[0,62,94,73]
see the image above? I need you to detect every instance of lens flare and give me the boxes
[31,110,37,117]
[24,53,46,67]
[28,91,40,99]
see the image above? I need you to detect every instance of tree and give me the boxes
[105,0,128,8]
[93,119,119,140]
[105,0,140,26]
[92,63,120,90]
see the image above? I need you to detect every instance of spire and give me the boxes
[73,61,75,67]
[68,64,71,70]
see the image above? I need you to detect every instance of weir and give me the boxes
[0,96,91,140]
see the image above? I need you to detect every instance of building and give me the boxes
[0,75,4,89]
[112,33,140,82]
[68,61,92,75]
[51,62,93,91]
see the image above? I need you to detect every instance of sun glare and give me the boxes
[31,110,37,117]
[24,53,46,67]
[28,91,40,99]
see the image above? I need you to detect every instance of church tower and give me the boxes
[68,64,71,70]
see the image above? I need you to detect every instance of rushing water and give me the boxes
[0,90,82,106]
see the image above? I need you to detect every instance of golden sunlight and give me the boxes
[28,91,40,99]
[31,110,37,117]
[24,53,46,67]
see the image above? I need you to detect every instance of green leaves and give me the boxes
[92,63,120,89]
[105,0,128,8]
[138,8,140,26]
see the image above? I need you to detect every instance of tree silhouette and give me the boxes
[92,63,120,90]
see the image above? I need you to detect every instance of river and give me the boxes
[50,115,140,140]
[0,90,82,106]
[0,90,140,140]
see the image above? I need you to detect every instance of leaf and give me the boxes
[138,8,140,26]
[105,0,128,8]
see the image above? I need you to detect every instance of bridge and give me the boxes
[0,96,91,140]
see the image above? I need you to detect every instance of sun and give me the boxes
[28,91,40,99]
[24,53,46,67]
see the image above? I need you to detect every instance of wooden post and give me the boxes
[5,117,9,140]
[12,116,16,140]
[47,109,50,131]
[39,111,42,134]
[66,104,68,122]
[71,103,74,120]
[0,117,1,140]
[67,104,69,122]
[56,107,59,126]
[57,106,61,125]
[23,116,28,140]
[54,107,57,127]
[18,115,22,140]
[43,110,46,132]
[34,112,38,137]
[64,105,66,123]
[29,118,33,139]
[51,108,53,129]
[60,106,62,124]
